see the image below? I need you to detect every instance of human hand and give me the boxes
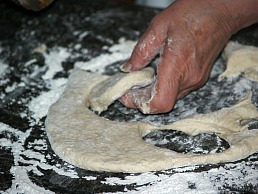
[12,0,54,11]
[120,0,241,114]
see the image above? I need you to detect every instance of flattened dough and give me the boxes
[219,41,258,81]
[46,68,258,173]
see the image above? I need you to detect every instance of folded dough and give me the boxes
[219,41,258,81]
[88,67,155,113]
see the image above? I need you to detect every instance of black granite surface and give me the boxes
[0,0,258,193]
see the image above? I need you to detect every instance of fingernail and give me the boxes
[120,63,131,72]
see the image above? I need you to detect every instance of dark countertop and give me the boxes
[0,0,258,193]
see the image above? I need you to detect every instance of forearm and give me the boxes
[223,0,258,32]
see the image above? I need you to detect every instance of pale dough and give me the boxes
[46,68,258,173]
[219,41,258,81]
[89,67,155,113]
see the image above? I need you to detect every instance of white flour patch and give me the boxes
[103,172,159,186]
[206,162,258,189]
[0,123,54,194]
[104,172,218,194]
[233,78,252,94]
[131,173,217,194]
[0,60,9,89]
[82,176,97,181]
[7,166,55,194]
[0,61,8,76]
[28,78,67,122]
[24,58,37,67]
[27,47,70,122]
[74,38,136,74]
[42,47,70,80]
[5,82,18,93]
[78,31,90,40]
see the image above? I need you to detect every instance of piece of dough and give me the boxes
[46,68,258,173]
[89,67,155,113]
[219,41,258,81]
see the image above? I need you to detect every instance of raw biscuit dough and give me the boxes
[89,67,154,113]
[46,68,258,173]
[219,41,258,81]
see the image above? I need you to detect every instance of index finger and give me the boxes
[121,15,168,72]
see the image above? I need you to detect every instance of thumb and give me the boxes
[137,45,181,114]
[138,78,179,114]
[121,18,168,72]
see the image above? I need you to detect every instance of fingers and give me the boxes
[120,42,182,114]
[121,15,168,72]
[119,92,137,109]
[140,43,181,114]
[119,85,153,110]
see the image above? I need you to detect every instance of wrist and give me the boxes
[221,0,258,32]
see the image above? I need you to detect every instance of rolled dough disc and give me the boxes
[219,41,258,81]
[46,68,258,173]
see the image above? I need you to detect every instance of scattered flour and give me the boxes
[28,78,67,122]
[82,176,98,181]
[8,166,55,194]
[233,78,252,94]
[74,38,136,73]
[0,60,10,90]
[1,120,79,193]
[42,47,70,80]
[0,61,8,76]
[5,82,18,93]
[126,173,217,194]
[24,58,37,67]
[0,123,54,194]
[79,31,90,40]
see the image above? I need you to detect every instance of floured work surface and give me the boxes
[2,0,258,191]
[46,67,258,173]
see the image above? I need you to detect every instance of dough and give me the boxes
[46,68,258,173]
[219,41,258,81]
[89,67,155,113]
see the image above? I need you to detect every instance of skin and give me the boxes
[120,0,258,114]
[18,0,54,11]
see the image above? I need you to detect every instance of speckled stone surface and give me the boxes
[0,0,258,193]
